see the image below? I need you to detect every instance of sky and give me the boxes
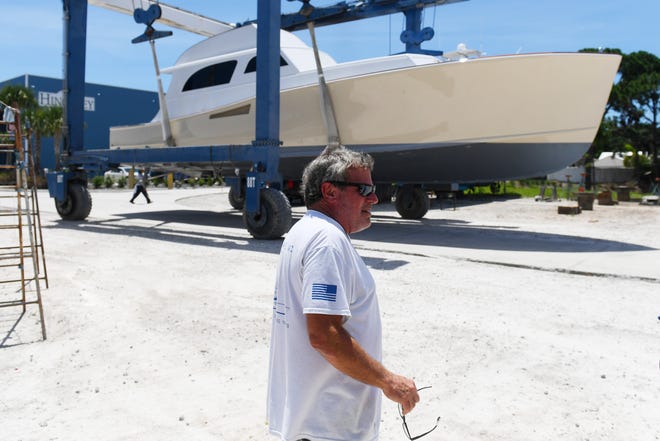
[1,0,659,92]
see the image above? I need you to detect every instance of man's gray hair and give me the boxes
[301,145,374,207]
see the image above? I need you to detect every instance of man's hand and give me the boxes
[306,314,420,414]
[382,374,419,415]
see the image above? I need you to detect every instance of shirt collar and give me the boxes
[306,210,348,237]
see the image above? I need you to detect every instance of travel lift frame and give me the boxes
[48,0,465,239]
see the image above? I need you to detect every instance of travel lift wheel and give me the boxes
[228,181,246,210]
[55,181,93,220]
[243,188,292,239]
[395,185,429,219]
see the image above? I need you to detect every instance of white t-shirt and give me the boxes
[268,210,382,441]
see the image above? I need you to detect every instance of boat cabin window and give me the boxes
[244,56,288,73]
[182,60,238,92]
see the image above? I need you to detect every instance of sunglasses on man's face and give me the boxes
[327,181,377,197]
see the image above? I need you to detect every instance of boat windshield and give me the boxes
[244,56,289,73]
[183,60,238,92]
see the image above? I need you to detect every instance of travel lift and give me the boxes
[49,0,465,239]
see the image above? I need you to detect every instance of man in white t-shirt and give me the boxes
[268,145,419,441]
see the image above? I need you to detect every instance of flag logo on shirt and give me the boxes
[311,283,337,302]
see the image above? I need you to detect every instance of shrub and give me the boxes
[104,176,114,188]
[117,176,127,188]
[91,175,104,189]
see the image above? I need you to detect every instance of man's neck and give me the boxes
[308,203,347,234]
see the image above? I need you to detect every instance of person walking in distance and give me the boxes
[129,169,151,204]
[267,145,419,441]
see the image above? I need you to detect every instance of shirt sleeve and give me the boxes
[301,244,352,317]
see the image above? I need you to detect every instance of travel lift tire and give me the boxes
[243,187,292,239]
[228,182,246,210]
[395,185,429,219]
[55,182,93,220]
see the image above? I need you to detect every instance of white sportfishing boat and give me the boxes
[46,0,625,235]
[108,22,620,186]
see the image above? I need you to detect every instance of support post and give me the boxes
[149,39,175,146]
[247,0,282,214]
[62,0,87,156]
[51,0,89,205]
[255,0,281,146]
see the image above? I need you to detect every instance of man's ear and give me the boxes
[320,181,338,201]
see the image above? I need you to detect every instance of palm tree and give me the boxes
[1,84,37,141]
[1,85,66,176]
[0,85,38,115]
[27,105,63,176]
[36,105,64,171]
[0,85,38,180]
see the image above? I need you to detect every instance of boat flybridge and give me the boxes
[53,0,621,239]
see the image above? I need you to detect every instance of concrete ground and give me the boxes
[1,187,658,441]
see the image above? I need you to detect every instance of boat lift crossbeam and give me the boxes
[277,0,467,32]
[271,0,466,55]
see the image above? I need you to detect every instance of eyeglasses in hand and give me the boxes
[398,386,441,440]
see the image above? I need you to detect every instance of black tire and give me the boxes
[55,182,92,220]
[395,185,429,219]
[228,184,245,210]
[243,188,292,239]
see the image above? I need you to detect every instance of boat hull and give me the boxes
[279,139,590,184]
[109,52,620,184]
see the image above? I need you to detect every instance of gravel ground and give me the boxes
[1,187,658,441]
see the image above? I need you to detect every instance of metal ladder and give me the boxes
[0,103,48,342]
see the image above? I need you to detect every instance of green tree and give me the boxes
[1,85,65,176]
[0,84,38,139]
[610,51,659,180]
[0,84,38,115]
[583,49,660,187]
[27,105,63,175]
[28,106,63,175]
[39,105,64,170]
[627,52,659,175]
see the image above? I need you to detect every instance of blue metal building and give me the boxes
[0,74,158,170]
